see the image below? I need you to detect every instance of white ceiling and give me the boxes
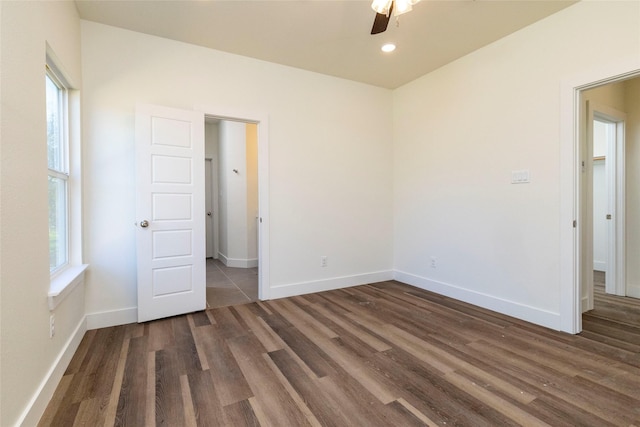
[75,0,576,89]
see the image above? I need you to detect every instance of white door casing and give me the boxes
[588,102,626,298]
[205,159,214,258]
[136,104,206,323]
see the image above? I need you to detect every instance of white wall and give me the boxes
[392,1,640,330]
[218,120,250,263]
[205,122,220,259]
[218,121,258,267]
[81,20,394,318]
[0,2,84,425]
[247,123,259,262]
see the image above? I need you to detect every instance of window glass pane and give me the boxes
[46,74,62,171]
[49,175,67,271]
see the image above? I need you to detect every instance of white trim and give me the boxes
[627,284,640,299]
[581,295,590,313]
[17,316,86,427]
[48,264,88,310]
[593,261,606,272]
[196,105,270,301]
[86,307,137,330]
[269,271,394,300]
[218,253,258,268]
[590,104,627,298]
[394,270,561,331]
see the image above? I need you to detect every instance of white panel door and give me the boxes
[136,104,205,322]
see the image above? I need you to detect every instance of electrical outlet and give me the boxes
[320,256,328,268]
[430,256,437,268]
[49,314,55,338]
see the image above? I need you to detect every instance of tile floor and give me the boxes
[206,258,259,308]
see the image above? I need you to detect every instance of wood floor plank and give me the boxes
[173,315,203,375]
[190,311,212,327]
[145,351,155,426]
[222,399,260,427]
[155,347,186,426]
[261,352,322,427]
[233,303,284,353]
[114,336,147,426]
[368,348,518,426]
[64,329,96,375]
[272,300,398,405]
[147,318,175,352]
[179,374,198,427]
[39,280,640,426]
[192,325,253,407]
[261,310,337,379]
[303,301,392,352]
[186,370,225,426]
[37,374,73,426]
[226,334,312,427]
[393,397,440,427]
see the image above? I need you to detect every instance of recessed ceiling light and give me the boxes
[381,43,396,53]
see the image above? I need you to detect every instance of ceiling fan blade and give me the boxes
[371,1,394,34]
[371,13,391,34]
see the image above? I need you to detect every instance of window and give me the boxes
[46,66,69,273]
[46,51,87,310]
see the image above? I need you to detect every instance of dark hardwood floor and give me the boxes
[582,271,640,358]
[39,281,640,426]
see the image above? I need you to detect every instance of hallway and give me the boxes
[206,259,258,308]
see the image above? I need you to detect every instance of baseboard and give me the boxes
[593,261,606,272]
[393,270,561,331]
[218,253,258,268]
[627,284,640,299]
[581,295,592,313]
[270,270,394,300]
[86,307,137,330]
[18,316,87,427]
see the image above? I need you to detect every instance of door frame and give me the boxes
[197,105,270,301]
[560,59,640,334]
[205,158,220,259]
[589,104,626,298]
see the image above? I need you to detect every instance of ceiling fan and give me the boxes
[370,0,421,34]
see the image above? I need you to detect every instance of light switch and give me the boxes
[511,169,530,184]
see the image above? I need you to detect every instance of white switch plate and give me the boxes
[511,169,530,184]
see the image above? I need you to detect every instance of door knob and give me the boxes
[140,220,150,228]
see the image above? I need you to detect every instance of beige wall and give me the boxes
[0,2,84,425]
[81,20,394,317]
[393,1,640,330]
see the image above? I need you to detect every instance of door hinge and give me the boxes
[573,220,577,228]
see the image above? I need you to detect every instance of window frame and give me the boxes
[46,49,88,310]
[47,64,71,275]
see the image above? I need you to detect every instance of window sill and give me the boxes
[49,264,89,311]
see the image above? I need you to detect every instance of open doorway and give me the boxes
[579,76,640,336]
[204,118,259,308]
